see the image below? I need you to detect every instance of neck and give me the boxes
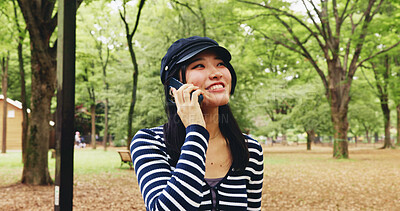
[202,106,221,141]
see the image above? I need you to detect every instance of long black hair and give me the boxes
[162,62,249,171]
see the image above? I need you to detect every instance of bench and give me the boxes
[117,150,133,169]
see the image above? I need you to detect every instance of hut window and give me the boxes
[7,110,15,118]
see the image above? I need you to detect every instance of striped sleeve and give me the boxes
[246,137,264,210]
[130,124,209,210]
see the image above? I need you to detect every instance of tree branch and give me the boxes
[356,41,400,70]
[339,0,351,21]
[360,65,379,96]
[370,0,384,19]
[130,0,146,37]
[301,33,313,45]
[257,21,329,94]
[301,0,326,42]
[259,31,304,56]
[308,0,327,39]
[371,62,384,97]
[343,13,356,72]
[119,3,131,43]
[347,0,379,78]
[332,0,340,31]
[12,0,25,35]
[321,0,334,47]
[239,0,327,56]
[173,0,201,20]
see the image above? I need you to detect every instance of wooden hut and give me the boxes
[0,95,23,151]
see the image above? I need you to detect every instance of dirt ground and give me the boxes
[0,172,145,210]
[1,144,399,210]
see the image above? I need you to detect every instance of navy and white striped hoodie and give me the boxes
[130,124,264,210]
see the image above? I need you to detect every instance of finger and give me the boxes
[182,84,198,103]
[169,87,175,97]
[172,87,183,105]
[183,88,191,103]
[190,89,203,105]
[170,87,177,103]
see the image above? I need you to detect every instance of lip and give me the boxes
[206,82,226,91]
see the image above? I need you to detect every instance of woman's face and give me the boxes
[183,49,232,107]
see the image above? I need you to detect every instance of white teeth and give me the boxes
[209,84,223,91]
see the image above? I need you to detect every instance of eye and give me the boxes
[192,64,205,69]
[217,62,226,67]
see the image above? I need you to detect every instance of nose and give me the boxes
[209,67,223,80]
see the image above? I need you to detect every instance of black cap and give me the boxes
[160,36,236,94]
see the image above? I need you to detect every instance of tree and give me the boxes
[392,55,400,146]
[76,0,124,149]
[1,53,9,153]
[172,0,208,37]
[76,55,99,149]
[117,0,146,147]
[348,72,382,144]
[0,0,29,157]
[370,55,394,148]
[240,0,400,158]
[17,0,83,185]
[290,79,333,150]
[11,0,29,162]
[90,27,111,151]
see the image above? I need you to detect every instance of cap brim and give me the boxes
[177,45,231,64]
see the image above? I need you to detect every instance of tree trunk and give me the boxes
[380,99,392,149]
[331,112,349,158]
[98,46,109,151]
[22,51,54,185]
[282,133,287,146]
[126,44,138,148]
[13,0,28,163]
[103,99,108,151]
[306,129,315,151]
[17,0,83,185]
[365,130,371,144]
[397,104,400,146]
[18,38,29,163]
[354,135,358,147]
[91,104,96,149]
[1,55,9,153]
[119,0,145,149]
[374,55,393,149]
[374,132,379,143]
[83,67,96,150]
[328,62,350,159]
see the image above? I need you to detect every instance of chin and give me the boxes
[203,96,229,107]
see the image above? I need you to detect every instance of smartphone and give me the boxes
[167,78,203,104]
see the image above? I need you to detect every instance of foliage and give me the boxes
[2,0,398,152]
[348,69,383,138]
[0,1,31,103]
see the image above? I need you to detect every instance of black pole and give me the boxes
[55,0,76,210]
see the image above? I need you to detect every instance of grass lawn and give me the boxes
[0,148,128,186]
[1,144,400,210]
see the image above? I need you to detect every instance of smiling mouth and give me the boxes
[208,84,224,91]
[206,83,225,91]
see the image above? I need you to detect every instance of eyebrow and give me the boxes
[188,56,223,65]
[188,58,204,64]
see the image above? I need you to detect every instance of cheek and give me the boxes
[186,72,206,87]
[222,69,232,85]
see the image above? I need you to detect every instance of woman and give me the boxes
[130,36,263,210]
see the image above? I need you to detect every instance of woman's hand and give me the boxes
[172,84,206,128]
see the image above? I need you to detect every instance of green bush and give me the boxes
[113,139,127,147]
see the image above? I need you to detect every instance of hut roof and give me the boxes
[0,95,22,109]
